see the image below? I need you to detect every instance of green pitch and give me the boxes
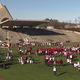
[0,47,80,80]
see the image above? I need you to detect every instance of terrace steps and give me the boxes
[0,28,80,43]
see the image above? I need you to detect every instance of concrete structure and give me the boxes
[0,4,48,28]
[0,4,13,22]
[0,4,13,28]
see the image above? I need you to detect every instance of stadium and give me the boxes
[0,3,80,80]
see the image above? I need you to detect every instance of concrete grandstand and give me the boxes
[0,3,80,44]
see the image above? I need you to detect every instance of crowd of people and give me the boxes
[1,41,80,75]
[36,46,80,74]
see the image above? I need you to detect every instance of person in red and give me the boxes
[67,53,70,58]
[44,55,49,64]
[47,60,51,66]
[55,59,61,65]
[47,49,51,55]
[61,51,65,56]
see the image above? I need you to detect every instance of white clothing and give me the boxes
[27,59,29,63]
[70,55,72,59]
[30,60,33,64]
[67,59,70,63]
[53,67,56,71]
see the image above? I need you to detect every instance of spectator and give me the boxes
[53,66,57,75]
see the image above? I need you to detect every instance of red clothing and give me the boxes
[56,59,61,64]
[47,60,51,65]
[67,53,70,58]
[61,52,65,56]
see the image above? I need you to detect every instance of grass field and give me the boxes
[0,47,80,80]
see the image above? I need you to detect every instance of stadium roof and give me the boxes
[0,4,48,27]
[0,19,48,27]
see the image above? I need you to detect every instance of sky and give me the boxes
[0,0,80,22]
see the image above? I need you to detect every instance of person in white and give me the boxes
[53,66,57,75]
[30,59,33,64]
[67,58,70,63]
[20,56,24,64]
[18,56,24,65]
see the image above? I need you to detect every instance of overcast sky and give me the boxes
[0,0,80,22]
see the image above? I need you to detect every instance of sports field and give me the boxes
[0,46,80,80]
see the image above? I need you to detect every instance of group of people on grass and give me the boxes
[4,43,80,75]
[17,45,34,65]
[6,48,13,61]
[5,47,34,65]
[36,46,80,74]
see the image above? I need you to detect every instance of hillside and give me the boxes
[0,28,80,43]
